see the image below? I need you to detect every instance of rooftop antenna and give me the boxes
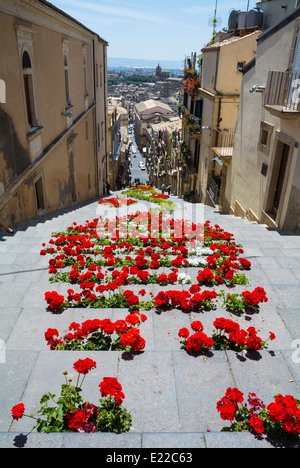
[208,0,222,36]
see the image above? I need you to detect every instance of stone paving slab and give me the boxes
[0,192,300,448]
[1,431,299,448]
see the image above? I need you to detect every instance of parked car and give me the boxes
[139,162,146,170]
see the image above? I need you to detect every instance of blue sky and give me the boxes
[50,0,257,62]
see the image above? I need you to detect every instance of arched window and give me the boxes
[22,50,38,129]
[22,51,31,69]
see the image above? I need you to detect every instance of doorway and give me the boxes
[272,143,289,215]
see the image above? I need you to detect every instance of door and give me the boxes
[272,143,289,215]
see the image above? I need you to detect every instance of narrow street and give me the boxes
[128,127,149,185]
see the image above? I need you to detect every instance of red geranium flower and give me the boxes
[249,416,265,434]
[11,403,25,420]
[66,409,88,432]
[178,328,190,338]
[99,377,125,406]
[73,358,96,375]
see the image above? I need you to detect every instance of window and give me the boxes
[260,129,268,146]
[64,53,71,108]
[258,121,274,155]
[194,140,200,171]
[83,48,88,96]
[22,50,38,129]
[100,64,103,87]
[183,92,188,108]
[195,99,203,125]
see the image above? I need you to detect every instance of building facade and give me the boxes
[180,32,260,206]
[0,0,108,227]
[107,99,130,190]
[134,99,176,150]
[144,117,182,192]
[227,5,300,233]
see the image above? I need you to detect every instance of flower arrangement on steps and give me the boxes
[45,312,147,352]
[217,387,300,439]
[11,358,132,434]
[29,207,297,441]
[178,318,276,354]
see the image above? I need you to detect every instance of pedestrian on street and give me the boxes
[167,185,171,195]
[161,183,165,195]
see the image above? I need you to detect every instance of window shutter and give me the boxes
[195,99,203,118]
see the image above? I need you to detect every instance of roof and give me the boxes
[147,117,182,134]
[202,30,261,52]
[36,0,109,44]
[135,99,174,114]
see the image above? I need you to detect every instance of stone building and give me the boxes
[226,3,300,233]
[0,0,108,227]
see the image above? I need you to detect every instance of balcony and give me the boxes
[181,107,202,135]
[210,128,235,164]
[264,71,300,119]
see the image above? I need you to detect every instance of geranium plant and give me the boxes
[178,321,214,353]
[45,288,153,311]
[217,387,300,439]
[45,312,147,352]
[154,287,218,312]
[11,358,132,433]
[219,287,268,315]
[178,319,276,354]
[212,317,276,352]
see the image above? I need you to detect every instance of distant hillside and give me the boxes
[108,56,184,71]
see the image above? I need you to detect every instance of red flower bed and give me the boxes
[11,359,132,433]
[45,312,147,352]
[98,197,137,207]
[150,194,170,199]
[217,388,300,439]
[178,318,275,354]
